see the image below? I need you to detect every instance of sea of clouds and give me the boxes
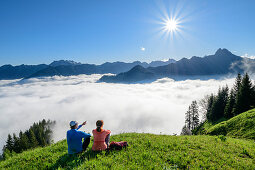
[0,74,240,151]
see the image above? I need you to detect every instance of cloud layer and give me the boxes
[242,54,255,60]
[0,74,238,151]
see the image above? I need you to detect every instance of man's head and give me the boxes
[70,121,78,129]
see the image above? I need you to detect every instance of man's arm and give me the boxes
[76,125,82,130]
[79,131,91,138]
[76,121,87,130]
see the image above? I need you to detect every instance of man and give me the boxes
[67,120,91,154]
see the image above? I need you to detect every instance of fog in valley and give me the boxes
[0,74,239,151]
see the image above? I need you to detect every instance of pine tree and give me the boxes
[224,89,235,118]
[28,129,38,148]
[37,131,47,147]
[19,131,29,151]
[234,73,253,115]
[185,101,200,131]
[210,86,229,121]
[12,133,21,153]
[5,134,14,152]
[233,73,242,97]
[41,119,47,127]
[206,94,214,121]
[232,73,242,115]
[2,119,55,157]
[185,106,192,130]
[251,83,255,108]
[190,101,199,130]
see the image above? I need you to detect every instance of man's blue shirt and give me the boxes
[67,125,91,154]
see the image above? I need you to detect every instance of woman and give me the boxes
[92,120,111,151]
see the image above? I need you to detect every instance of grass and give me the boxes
[194,109,255,140]
[0,133,255,169]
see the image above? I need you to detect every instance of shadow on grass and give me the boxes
[49,148,113,169]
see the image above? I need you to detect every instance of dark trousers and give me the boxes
[82,137,91,151]
[105,134,110,148]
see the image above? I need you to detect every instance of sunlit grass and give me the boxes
[194,109,255,140]
[0,133,254,169]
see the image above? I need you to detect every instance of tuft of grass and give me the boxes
[0,133,255,169]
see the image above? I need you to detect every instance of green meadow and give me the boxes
[1,109,255,169]
[194,109,255,140]
[0,133,254,169]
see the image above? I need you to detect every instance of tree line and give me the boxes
[182,73,255,134]
[1,119,55,160]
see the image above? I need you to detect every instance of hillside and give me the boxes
[0,133,255,169]
[194,109,255,140]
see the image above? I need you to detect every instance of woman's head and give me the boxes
[96,120,104,132]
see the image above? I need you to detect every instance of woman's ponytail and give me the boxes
[96,120,104,132]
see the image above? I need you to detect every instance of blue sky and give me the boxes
[0,0,255,66]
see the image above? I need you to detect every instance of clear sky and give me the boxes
[0,0,255,66]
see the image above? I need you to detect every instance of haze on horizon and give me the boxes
[0,0,255,65]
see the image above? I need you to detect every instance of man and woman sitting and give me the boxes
[66,120,111,154]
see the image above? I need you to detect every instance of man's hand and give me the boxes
[82,121,87,126]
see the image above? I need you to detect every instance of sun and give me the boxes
[159,16,182,38]
[164,19,178,32]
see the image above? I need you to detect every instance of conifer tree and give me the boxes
[2,119,55,159]
[5,134,14,152]
[206,94,214,121]
[210,86,229,121]
[190,101,199,130]
[38,131,47,147]
[185,101,200,131]
[41,119,47,127]
[12,133,21,153]
[28,129,38,148]
[234,73,253,115]
[19,131,29,151]
[231,73,242,115]
[185,106,192,130]
[233,73,242,95]
[251,83,255,108]
[224,89,235,118]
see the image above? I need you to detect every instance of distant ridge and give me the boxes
[99,65,155,83]
[0,48,252,81]
[100,48,247,83]
[0,59,175,80]
[49,60,82,67]
[0,64,48,80]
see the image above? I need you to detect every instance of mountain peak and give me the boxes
[49,60,81,67]
[129,65,146,72]
[215,48,232,56]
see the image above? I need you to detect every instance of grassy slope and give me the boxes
[194,109,255,140]
[0,133,255,169]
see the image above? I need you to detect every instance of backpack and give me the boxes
[109,141,128,150]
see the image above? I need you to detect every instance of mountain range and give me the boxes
[0,48,252,82]
[99,48,248,83]
[0,59,175,80]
